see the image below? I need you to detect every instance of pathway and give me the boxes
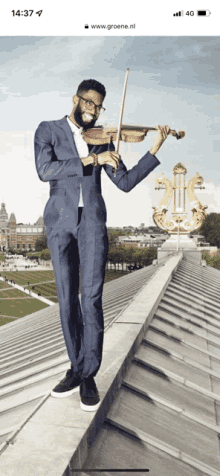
[0,277,55,306]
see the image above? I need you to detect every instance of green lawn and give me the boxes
[0,268,129,327]
[49,297,59,303]
[25,270,129,296]
[0,316,18,327]
[0,298,48,320]
[0,270,54,286]
[0,281,13,289]
[0,288,27,298]
[27,282,57,296]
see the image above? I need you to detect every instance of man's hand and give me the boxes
[97,151,121,170]
[81,152,121,176]
[149,125,171,156]
[98,151,121,176]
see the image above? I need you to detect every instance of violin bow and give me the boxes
[114,68,129,176]
[113,69,185,175]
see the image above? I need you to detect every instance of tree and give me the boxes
[133,248,144,266]
[27,251,41,260]
[202,250,220,269]
[40,249,51,261]
[107,247,119,271]
[122,246,136,267]
[35,235,48,252]
[142,247,157,266]
[107,244,157,273]
[116,245,126,272]
[198,213,220,249]
[9,248,25,256]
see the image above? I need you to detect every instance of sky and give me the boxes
[0,36,219,227]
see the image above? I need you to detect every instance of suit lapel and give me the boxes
[58,117,79,156]
[58,117,109,156]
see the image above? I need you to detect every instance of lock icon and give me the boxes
[84,24,89,29]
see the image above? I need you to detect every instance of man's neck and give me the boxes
[68,114,80,129]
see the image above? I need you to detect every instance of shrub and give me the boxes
[40,249,51,261]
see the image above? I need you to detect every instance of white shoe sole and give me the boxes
[80,400,101,412]
[51,385,80,398]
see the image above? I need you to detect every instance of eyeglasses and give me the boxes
[77,95,106,114]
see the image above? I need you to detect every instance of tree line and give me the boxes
[196,213,220,269]
[26,242,157,269]
[10,231,157,268]
[107,245,157,271]
[198,213,220,249]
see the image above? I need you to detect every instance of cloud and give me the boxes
[209,95,220,109]
[202,182,220,212]
[0,37,106,99]
[0,131,48,224]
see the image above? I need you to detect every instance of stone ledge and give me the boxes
[0,253,183,476]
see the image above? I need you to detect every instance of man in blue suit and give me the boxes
[34,78,170,411]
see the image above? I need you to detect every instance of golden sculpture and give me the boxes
[153,163,207,234]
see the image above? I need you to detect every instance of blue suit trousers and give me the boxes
[46,208,108,378]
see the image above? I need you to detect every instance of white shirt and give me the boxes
[67,116,89,207]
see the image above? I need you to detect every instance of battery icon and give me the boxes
[197,10,211,16]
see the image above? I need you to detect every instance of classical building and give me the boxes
[0,202,45,252]
[116,233,168,248]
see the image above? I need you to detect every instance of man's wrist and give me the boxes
[149,139,164,156]
[81,155,94,166]
[90,153,99,167]
[149,148,158,156]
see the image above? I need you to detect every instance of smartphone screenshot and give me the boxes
[0,2,219,476]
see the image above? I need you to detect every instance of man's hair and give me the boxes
[77,79,106,99]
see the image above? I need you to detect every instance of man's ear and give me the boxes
[72,95,78,107]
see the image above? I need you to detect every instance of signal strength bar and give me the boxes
[173,10,184,16]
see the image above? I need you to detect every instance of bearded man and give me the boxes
[34,78,170,411]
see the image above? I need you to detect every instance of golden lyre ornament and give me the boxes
[153,163,208,234]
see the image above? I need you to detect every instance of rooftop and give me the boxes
[0,253,220,475]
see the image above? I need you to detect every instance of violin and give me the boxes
[82,124,185,145]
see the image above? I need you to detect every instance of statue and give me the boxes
[153,163,207,234]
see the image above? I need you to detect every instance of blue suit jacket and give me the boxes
[34,116,160,232]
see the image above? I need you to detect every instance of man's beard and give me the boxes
[74,104,97,130]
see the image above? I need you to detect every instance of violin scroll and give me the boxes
[169,129,185,140]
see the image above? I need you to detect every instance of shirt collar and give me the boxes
[67,116,83,135]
